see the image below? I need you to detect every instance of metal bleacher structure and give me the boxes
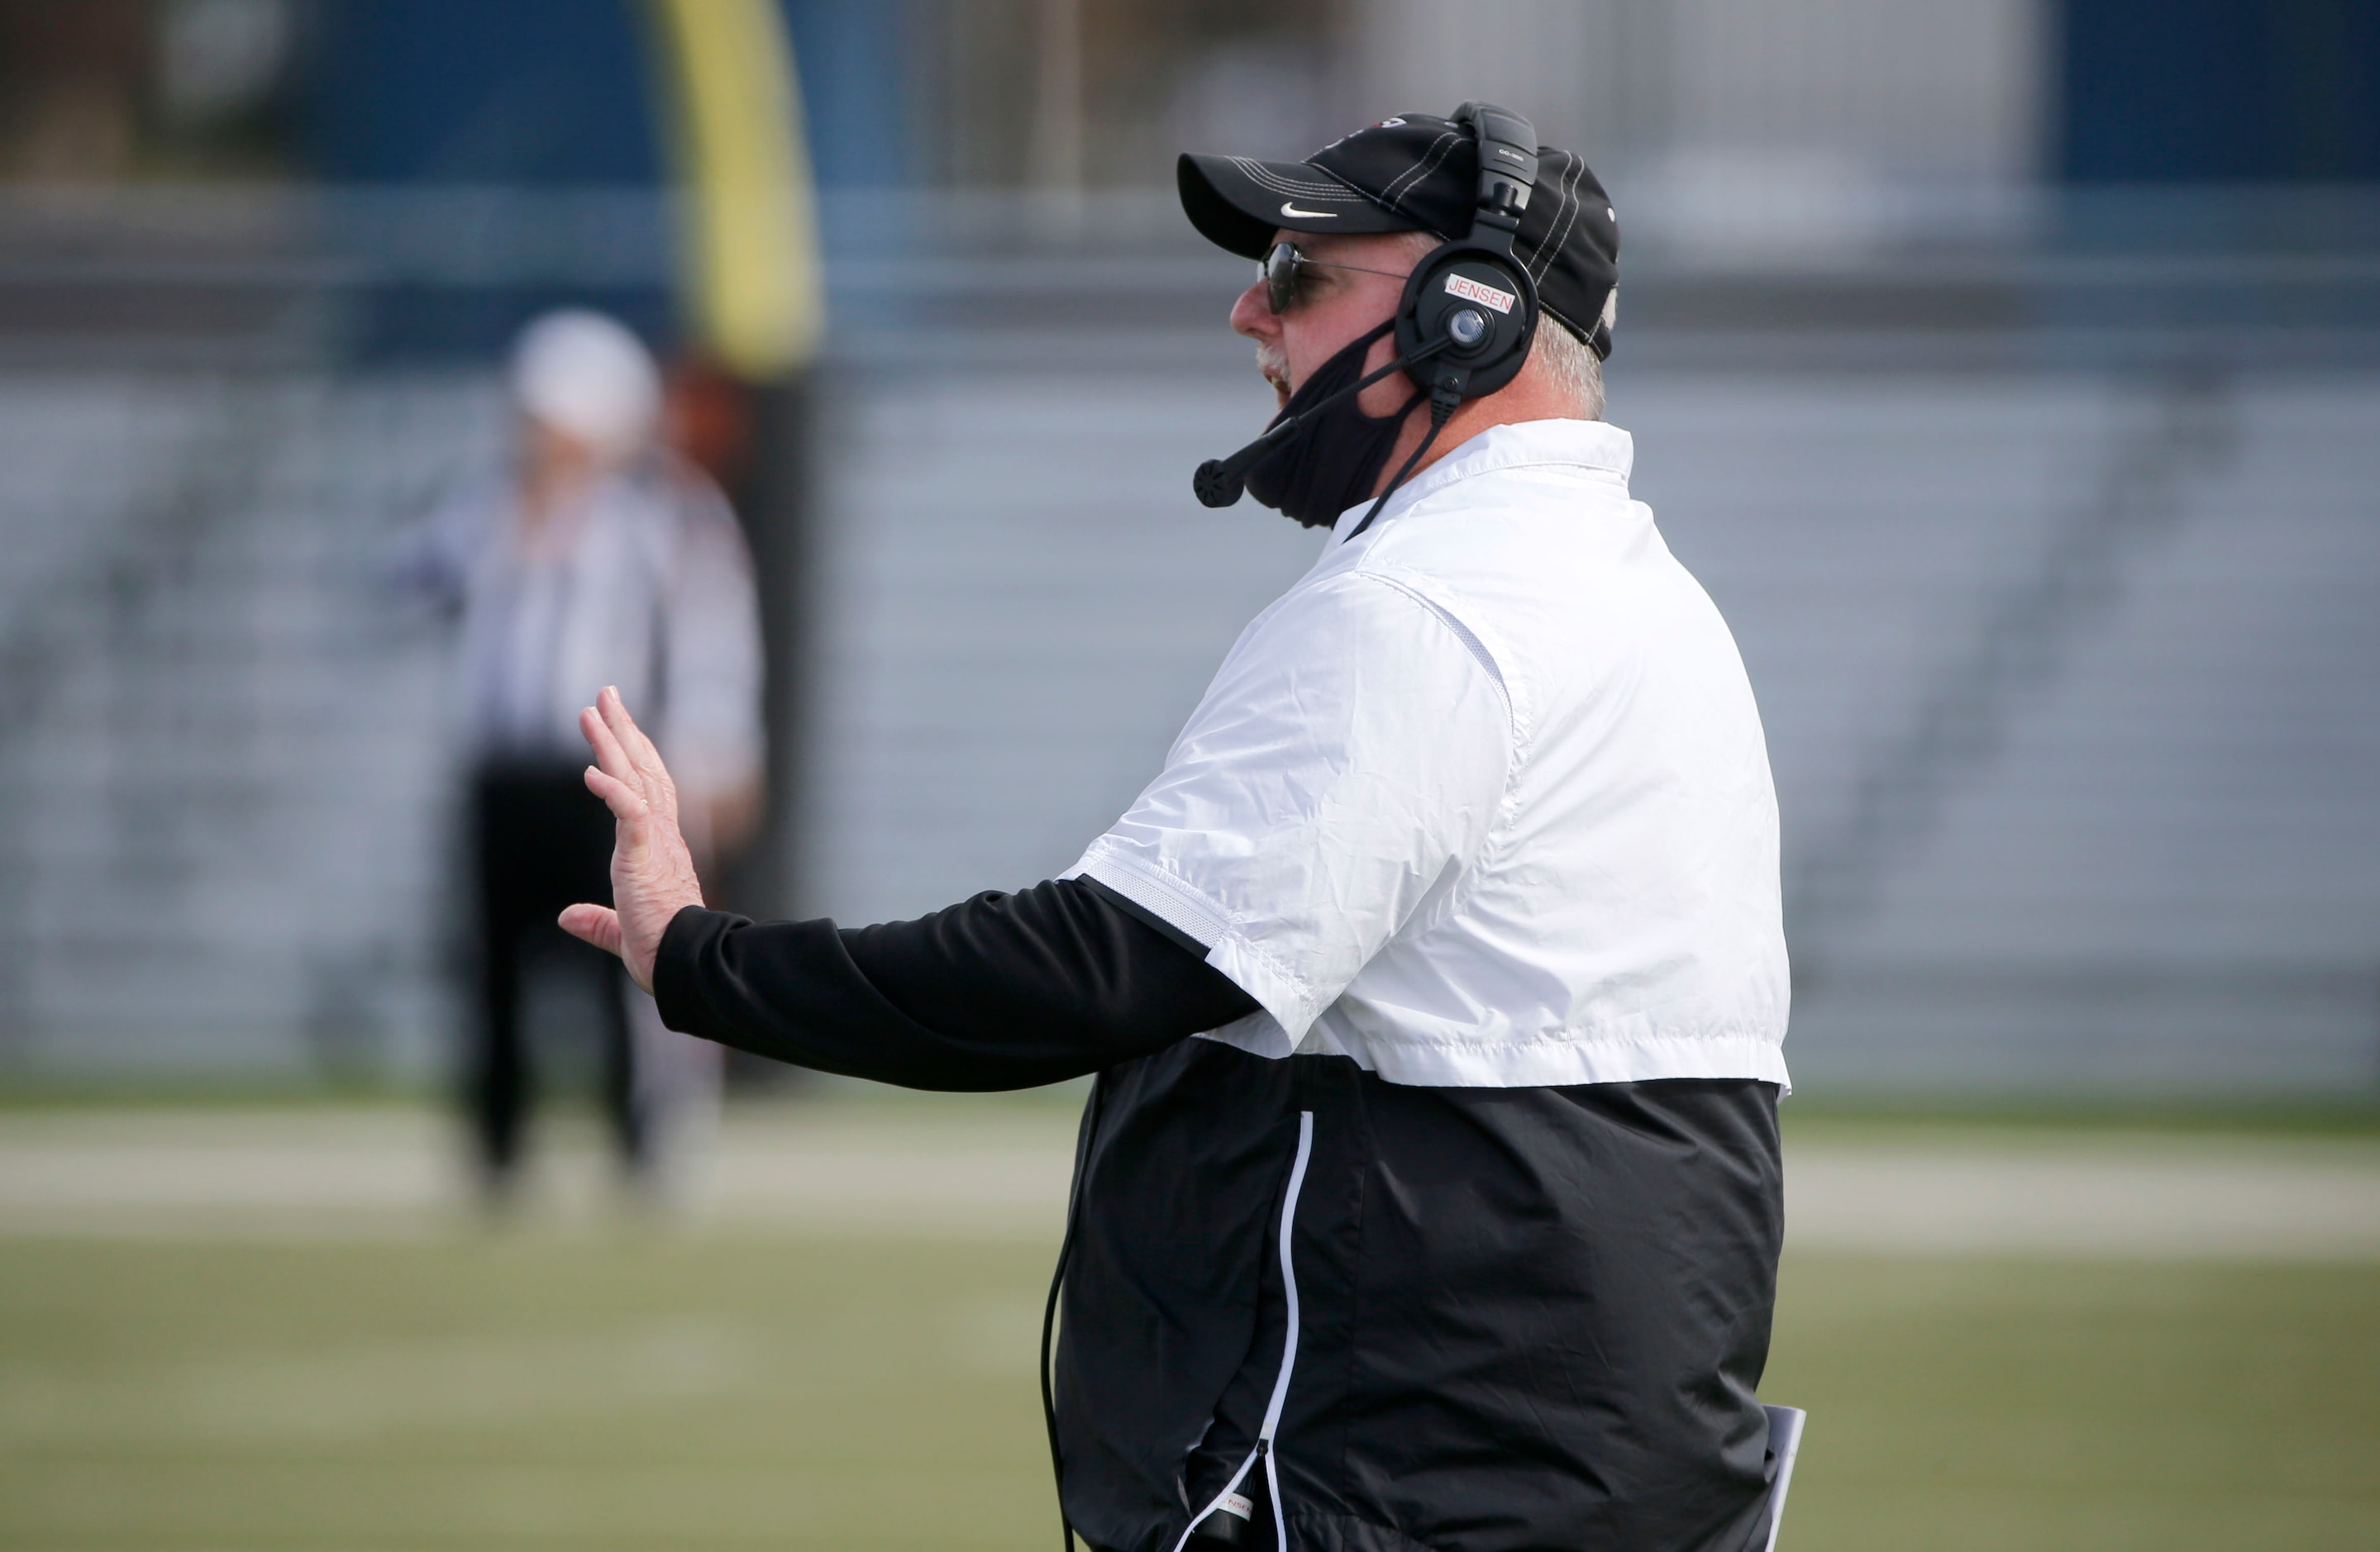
[0,187,2375,1094]
[0,354,495,1078]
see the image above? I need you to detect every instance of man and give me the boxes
[563,109,1790,1551]
[393,309,764,1201]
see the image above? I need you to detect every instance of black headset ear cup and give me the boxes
[1395,241,1540,402]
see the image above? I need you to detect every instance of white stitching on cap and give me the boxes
[1228,157,1357,200]
[1227,156,1343,190]
[1524,150,1569,281]
[1381,130,1460,207]
[1534,149,1586,285]
[1235,166,1354,198]
[1381,129,1461,209]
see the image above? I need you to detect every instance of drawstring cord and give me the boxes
[1345,389,1460,541]
[1042,1075,1107,1552]
[1169,1110,1316,1552]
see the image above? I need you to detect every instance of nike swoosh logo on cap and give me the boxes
[1280,202,1337,218]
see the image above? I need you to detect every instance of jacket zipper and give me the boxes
[1172,1108,1314,1552]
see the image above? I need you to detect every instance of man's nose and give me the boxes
[1229,280,1276,342]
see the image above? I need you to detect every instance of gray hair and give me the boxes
[1531,320,1605,421]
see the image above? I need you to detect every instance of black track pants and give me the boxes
[467,764,643,1182]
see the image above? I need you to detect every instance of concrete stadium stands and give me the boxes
[0,336,2373,1093]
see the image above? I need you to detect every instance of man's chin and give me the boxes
[1257,349,1291,410]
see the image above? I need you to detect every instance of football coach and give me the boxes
[563,103,1792,1552]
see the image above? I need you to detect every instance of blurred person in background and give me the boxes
[389,309,763,1207]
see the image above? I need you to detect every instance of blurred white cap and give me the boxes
[509,309,661,461]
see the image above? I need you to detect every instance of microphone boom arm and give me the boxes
[1193,336,1454,509]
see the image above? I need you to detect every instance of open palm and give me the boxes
[558,686,705,993]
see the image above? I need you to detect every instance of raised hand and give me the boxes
[558,685,705,993]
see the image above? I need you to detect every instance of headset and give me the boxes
[1194,101,1542,532]
[1395,101,1542,407]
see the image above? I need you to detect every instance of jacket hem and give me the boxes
[1195,1021,1791,1092]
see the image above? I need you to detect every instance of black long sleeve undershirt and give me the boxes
[651,877,1261,1091]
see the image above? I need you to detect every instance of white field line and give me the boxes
[0,1109,2376,1259]
[1786,1136,2380,1260]
[0,1107,1076,1241]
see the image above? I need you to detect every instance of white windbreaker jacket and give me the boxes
[1067,417,1791,1090]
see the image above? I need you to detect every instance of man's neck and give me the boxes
[1370,321,1592,496]
[1371,388,1590,500]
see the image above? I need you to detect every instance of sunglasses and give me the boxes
[1261,240,1410,315]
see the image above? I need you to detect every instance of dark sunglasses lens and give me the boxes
[1263,244,1298,313]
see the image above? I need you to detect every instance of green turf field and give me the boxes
[2,1106,2377,1550]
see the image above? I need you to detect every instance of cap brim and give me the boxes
[1177,153,1419,259]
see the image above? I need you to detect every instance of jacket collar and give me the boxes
[1328,418,1635,542]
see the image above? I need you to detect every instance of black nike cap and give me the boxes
[1179,111,1620,357]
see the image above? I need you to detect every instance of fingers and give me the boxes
[580,702,639,792]
[559,902,624,959]
[596,685,648,767]
[584,688,677,827]
[598,686,675,795]
[581,762,650,825]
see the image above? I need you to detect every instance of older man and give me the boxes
[564,107,1790,1552]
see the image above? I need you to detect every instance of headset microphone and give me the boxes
[1193,337,1450,509]
[1191,423,1292,509]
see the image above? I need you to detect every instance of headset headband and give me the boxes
[1453,102,1538,247]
